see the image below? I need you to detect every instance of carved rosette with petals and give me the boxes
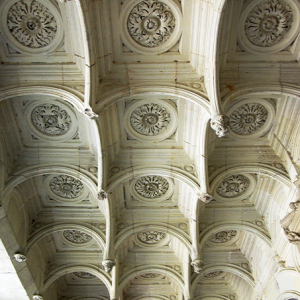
[137,231,167,244]
[204,271,224,278]
[209,230,237,243]
[217,175,250,198]
[49,175,84,199]
[127,0,175,48]
[130,103,171,136]
[134,176,169,198]
[245,0,293,47]
[62,230,93,244]
[7,0,57,49]
[74,272,96,279]
[31,104,72,136]
[229,103,268,135]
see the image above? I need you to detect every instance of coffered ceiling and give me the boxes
[1,0,300,300]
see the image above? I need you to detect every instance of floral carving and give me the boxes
[204,271,223,278]
[102,259,116,273]
[31,104,72,136]
[209,230,237,243]
[284,228,300,245]
[49,175,84,199]
[7,0,57,48]
[127,0,175,47]
[134,176,169,198]
[137,273,161,279]
[245,0,293,47]
[217,175,250,198]
[130,103,171,136]
[63,230,92,244]
[137,231,166,244]
[191,259,203,273]
[74,272,96,279]
[229,104,268,135]
[210,115,229,137]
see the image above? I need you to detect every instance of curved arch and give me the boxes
[107,166,201,194]
[199,221,272,251]
[3,165,98,199]
[42,265,112,296]
[0,85,85,112]
[119,265,185,296]
[115,223,192,255]
[209,164,292,189]
[191,263,255,294]
[95,85,210,114]
[25,223,105,254]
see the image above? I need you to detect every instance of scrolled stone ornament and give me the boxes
[217,175,250,198]
[245,0,293,47]
[7,0,57,49]
[209,230,237,243]
[14,253,27,262]
[210,115,229,137]
[84,107,98,120]
[127,0,176,48]
[284,228,300,245]
[134,176,169,198]
[198,193,214,203]
[229,103,268,135]
[137,231,166,244]
[191,259,203,273]
[63,230,92,244]
[130,103,171,136]
[31,104,72,136]
[289,200,300,211]
[102,259,116,273]
[98,189,108,201]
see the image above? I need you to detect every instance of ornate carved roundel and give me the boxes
[127,0,175,48]
[74,272,96,279]
[204,271,224,278]
[134,175,169,198]
[217,175,250,198]
[209,230,237,243]
[7,0,57,48]
[31,104,72,136]
[130,103,171,136]
[63,230,92,244]
[49,175,84,199]
[245,0,293,47]
[137,273,161,279]
[229,103,268,135]
[137,231,167,244]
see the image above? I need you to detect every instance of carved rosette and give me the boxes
[1,0,63,54]
[62,230,93,245]
[127,0,175,48]
[31,104,72,136]
[7,0,57,48]
[74,272,96,279]
[204,271,224,278]
[120,0,182,54]
[135,231,169,247]
[124,99,178,142]
[137,273,161,279]
[229,104,268,135]
[209,230,238,243]
[217,175,250,198]
[238,0,300,53]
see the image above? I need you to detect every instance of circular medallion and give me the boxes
[120,0,182,55]
[238,0,300,54]
[209,230,237,243]
[124,99,178,142]
[135,230,169,247]
[1,0,64,54]
[229,103,268,135]
[73,272,96,279]
[217,175,250,198]
[130,175,174,202]
[44,175,89,203]
[62,230,93,244]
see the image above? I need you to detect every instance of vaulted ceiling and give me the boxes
[1,1,300,300]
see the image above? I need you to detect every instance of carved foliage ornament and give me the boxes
[135,175,169,198]
[63,230,92,244]
[229,103,268,135]
[245,0,293,47]
[31,104,72,136]
[204,271,224,278]
[217,175,250,198]
[137,231,166,244]
[7,0,57,48]
[130,103,171,136]
[50,175,84,199]
[209,230,237,243]
[138,273,161,279]
[127,0,175,48]
[210,115,229,137]
[74,272,96,279]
